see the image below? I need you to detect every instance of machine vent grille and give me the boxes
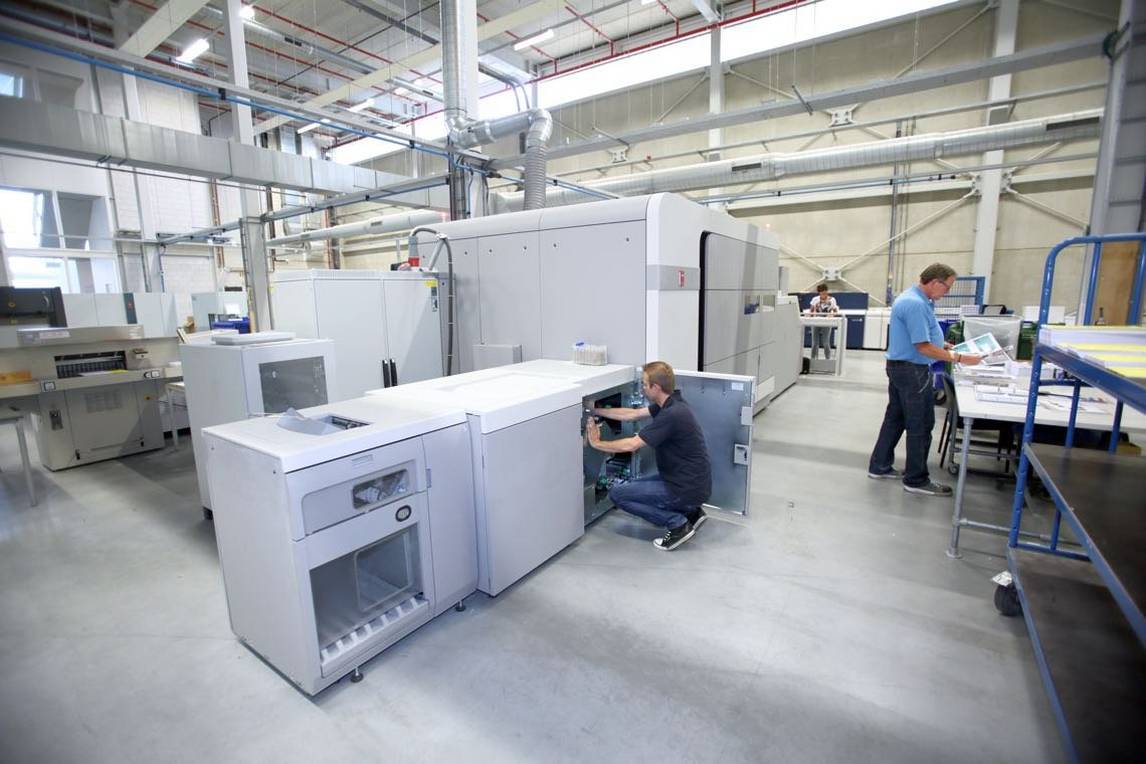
[84,389,124,414]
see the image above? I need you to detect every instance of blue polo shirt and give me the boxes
[886,284,944,365]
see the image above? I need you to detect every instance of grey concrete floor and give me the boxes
[0,350,1064,764]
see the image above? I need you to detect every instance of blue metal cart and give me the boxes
[996,233,1146,763]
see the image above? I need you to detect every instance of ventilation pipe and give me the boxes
[440,0,552,210]
[493,109,1103,211]
[265,210,446,246]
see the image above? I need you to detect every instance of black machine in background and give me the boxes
[1,286,68,327]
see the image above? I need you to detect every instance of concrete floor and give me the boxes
[0,350,1064,763]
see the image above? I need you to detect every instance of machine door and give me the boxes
[674,369,755,516]
[314,279,387,399]
[383,277,443,385]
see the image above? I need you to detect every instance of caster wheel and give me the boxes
[994,583,1022,617]
[202,507,214,521]
[947,464,959,476]
[934,390,947,406]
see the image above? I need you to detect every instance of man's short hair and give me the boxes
[643,361,675,393]
[920,263,957,284]
[816,283,829,293]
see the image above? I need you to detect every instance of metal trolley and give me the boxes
[995,233,1146,763]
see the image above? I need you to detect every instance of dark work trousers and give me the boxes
[868,360,936,487]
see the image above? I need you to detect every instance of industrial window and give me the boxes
[2,186,120,293]
[0,68,24,97]
[0,59,81,107]
[0,188,60,249]
[0,188,111,251]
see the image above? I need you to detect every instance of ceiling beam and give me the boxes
[253,0,564,134]
[119,0,211,58]
[490,32,1107,168]
[691,0,722,24]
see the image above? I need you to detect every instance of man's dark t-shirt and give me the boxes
[638,391,712,506]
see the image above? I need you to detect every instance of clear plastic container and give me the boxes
[572,342,608,366]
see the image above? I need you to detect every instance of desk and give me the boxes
[799,315,847,375]
[947,372,1146,557]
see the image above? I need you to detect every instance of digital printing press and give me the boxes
[203,359,755,694]
[1,287,183,469]
[411,193,801,412]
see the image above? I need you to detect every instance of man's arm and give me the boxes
[592,406,650,422]
[586,420,645,453]
[914,341,983,366]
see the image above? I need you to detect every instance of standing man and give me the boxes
[868,263,981,496]
[586,361,711,551]
[805,283,840,360]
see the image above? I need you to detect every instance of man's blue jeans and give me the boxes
[868,361,936,487]
[609,475,693,530]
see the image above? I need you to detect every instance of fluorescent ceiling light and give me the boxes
[176,38,210,64]
[393,86,411,97]
[348,98,374,112]
[297,118,330,134]
[239,5,255,20]
[513,28,554,51]
[640,0,657,4]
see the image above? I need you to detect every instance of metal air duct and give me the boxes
[265,210,447,246]
[493,109,1103,210]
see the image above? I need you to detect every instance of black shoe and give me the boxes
[654,522,696,551]
[903,481,953,497]
[867,468,903,480]
[686,508,707,530]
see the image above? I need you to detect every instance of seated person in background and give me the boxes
[805,283,840,360]
[586,361,711,552]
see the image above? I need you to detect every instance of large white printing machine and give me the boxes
[1,287,184,470]
[267,193,801,415]
[203,359,755,694]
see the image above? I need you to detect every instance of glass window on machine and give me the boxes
[258,356,329,413]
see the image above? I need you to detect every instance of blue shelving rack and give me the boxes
[999,233,1146,763]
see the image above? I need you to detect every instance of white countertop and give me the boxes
[368,364,586,434]
[954,370,1146,433]
[202,395,466,472]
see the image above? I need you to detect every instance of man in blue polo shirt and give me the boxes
[868,263,982,496]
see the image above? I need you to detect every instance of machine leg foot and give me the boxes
[945,547,962,560]
[350,667,364,683]
[454,601,466,612]
[202,507,213,521]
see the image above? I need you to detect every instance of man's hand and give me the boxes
[944,341,955,350]
[959,353,984,366]
[586,418,602,446]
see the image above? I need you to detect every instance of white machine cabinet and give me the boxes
[203,396,477,695]
[272,270,445,401]
[180,334,337,512]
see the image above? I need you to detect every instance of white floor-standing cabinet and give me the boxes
[272,270,446,401]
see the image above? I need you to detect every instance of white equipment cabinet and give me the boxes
[202,396,477,695]
[414,192,795,412]
[180,333,337,512]
[370,367,588,596]
[272,270,445,401]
